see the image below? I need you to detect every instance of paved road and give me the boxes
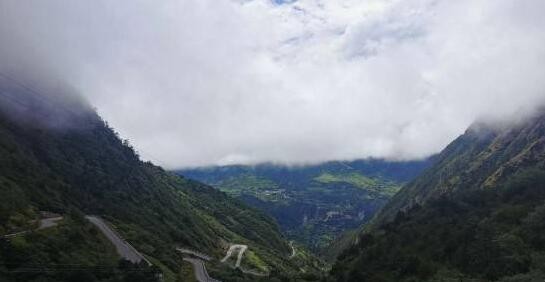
[2,230,30,238]
[85,216,150,265]
[183,257,221,282]
[38,217,63,230]
[2,217,64,238]
[176,247,212,261]
[221,244,247,268]
[239,267,269,277]
[289,241,296,259]
[220,244,269,277]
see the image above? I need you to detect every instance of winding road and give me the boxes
[219,244,269,276]
[289,241,296,259]
[221,244,247,268]
[176,247,212,261]
[183,257,220,282]
[85,216,150,265]
[2,216,64,238]
[37,217,64,230]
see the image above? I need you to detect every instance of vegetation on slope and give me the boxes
[332,112,545,281]
[333,169,545,281]
[374,115,545,226]
[0,211,159,282]
[0,85,320,281]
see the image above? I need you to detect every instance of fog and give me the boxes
[1,0,545,168]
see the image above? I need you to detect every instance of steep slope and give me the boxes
[0,80,320,281]
[332,112,545,281]
[375,114,545,225]
[179,159,432,252]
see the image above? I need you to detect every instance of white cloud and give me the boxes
[1,0,544,168]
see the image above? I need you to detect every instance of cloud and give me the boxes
[0,0,544,168]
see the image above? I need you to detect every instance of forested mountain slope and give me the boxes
[0,79,320,281]
[332,112,545,281]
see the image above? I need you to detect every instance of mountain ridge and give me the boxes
[0,81,321,281]
[373,111,545,226]
[332,111,545,281]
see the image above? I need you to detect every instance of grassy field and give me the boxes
[314,172,401,197]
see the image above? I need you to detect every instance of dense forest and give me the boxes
[333,169,545,281]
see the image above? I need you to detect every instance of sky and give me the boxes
[1,0,545,168]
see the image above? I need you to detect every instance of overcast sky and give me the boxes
[1,0,545,168]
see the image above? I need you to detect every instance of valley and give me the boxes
[2,1,544,281]
[2,80,544,282]
[179,159,432,253]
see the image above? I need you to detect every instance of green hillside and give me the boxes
[332,113,545,281]
[0,85,321,281]
[314,172,400,197]
[373,115,545,226]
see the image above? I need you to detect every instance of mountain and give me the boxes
[178,159,432,253]
[0,78,322,282]
[332,112,545,281]
[373,116,544,225]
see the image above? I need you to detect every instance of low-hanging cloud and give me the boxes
[1,0,544,168]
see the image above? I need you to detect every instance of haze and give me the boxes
[1,0,544,168]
